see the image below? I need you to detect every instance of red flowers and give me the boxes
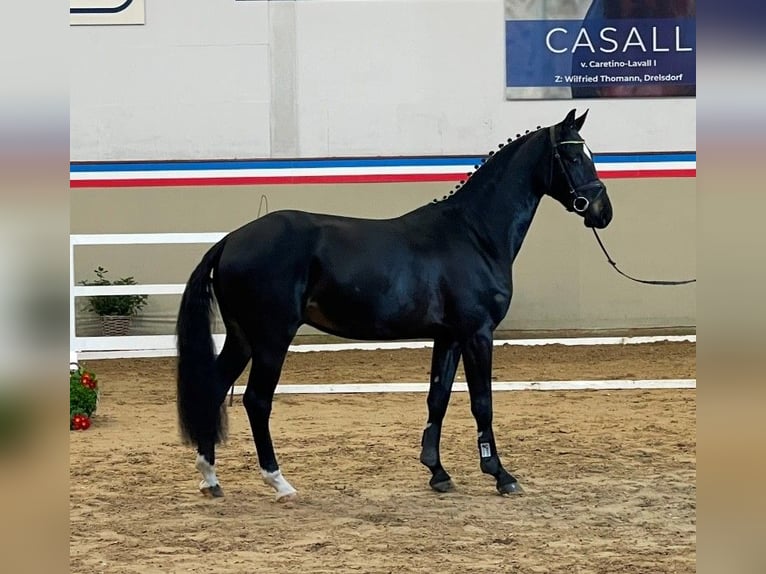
[70,364,99,431]
[71,414,92,431]
[80,372,97,390]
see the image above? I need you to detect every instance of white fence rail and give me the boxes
[69,233,696,364]
[69,232,225,357]
[71,233,226,246]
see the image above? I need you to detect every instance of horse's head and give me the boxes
[546,109,613,229]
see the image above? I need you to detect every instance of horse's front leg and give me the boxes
[420,337,461,492]
[462,331,523,495]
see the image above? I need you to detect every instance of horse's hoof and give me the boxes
[428,473,455,492]
[497,480,524,496]
[431,480,454,493]
[200,484,224,498]
[276,491,298,503]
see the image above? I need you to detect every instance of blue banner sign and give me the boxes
[506,17,695,98]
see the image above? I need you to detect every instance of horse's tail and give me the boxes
[176,238,228,448]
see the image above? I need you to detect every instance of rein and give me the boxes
[591,228,696,286]
[549,126,695,286]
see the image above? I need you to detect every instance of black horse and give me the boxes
[176,109,612,500]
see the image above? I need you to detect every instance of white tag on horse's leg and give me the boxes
[196,453,219,489]
[260,468,297,502]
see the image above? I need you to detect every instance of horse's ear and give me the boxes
[575,109,589,131]
[563,109,577,127]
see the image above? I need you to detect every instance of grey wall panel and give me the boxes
[72,178,695,336]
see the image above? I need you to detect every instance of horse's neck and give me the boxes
[505,180,543,263]
[455,137,546,263]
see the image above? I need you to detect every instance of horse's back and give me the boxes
[213,209,444,338]
[218,209,405,270]
[213,209,406,300]
[211,207,508,340]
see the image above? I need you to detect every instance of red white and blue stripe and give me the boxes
[70,152,695,188]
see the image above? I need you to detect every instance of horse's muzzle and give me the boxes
[583,186,612,229]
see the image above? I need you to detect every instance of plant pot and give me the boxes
[100,315,132,336]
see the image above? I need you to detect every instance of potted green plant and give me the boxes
[80,266,149,336]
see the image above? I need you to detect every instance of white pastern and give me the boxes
[195,454,219,489]
[261,468,297,501]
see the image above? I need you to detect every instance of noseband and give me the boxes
[549,126,604,213]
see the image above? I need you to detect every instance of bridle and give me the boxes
[549,125,604,214]
[549,126,696,286]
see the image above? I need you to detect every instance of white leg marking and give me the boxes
[261,468,297,501]
[196,454,219,490]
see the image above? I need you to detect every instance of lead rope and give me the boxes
[592,229,696,286]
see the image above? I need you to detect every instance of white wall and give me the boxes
[70,0,696,161]
[70,0,271,160]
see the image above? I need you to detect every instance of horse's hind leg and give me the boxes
[196,326,251,498]
[420,337,461,492]
[242,334,298,502]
